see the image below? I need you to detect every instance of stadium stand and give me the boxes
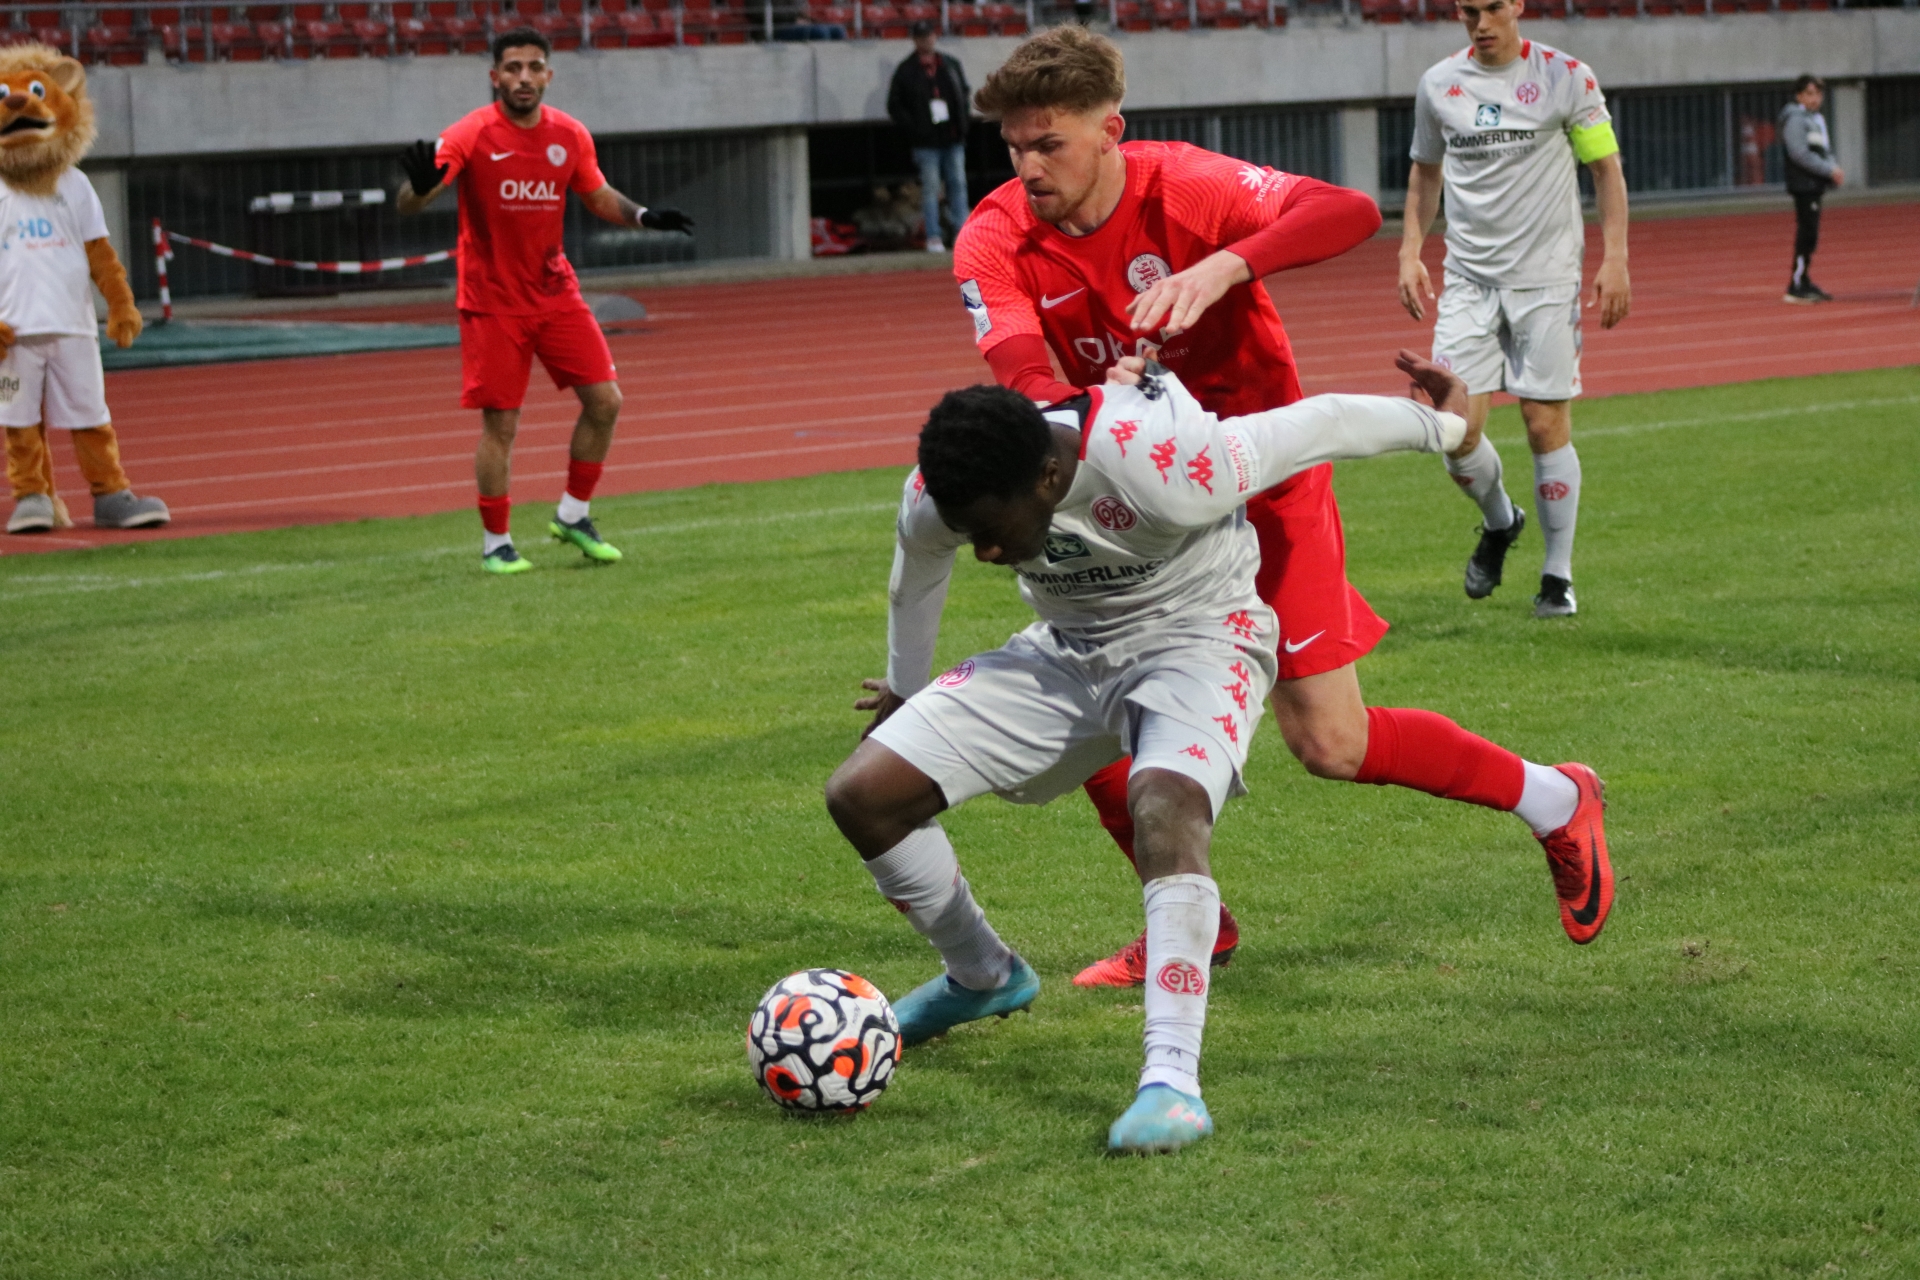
[0,0,1863,61]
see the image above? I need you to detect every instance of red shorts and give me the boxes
[459,305,616,410]
[1248,463,1390,681]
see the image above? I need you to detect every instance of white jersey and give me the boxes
[1411,41,1612,289]
[887,370,1464,696]
[0,168,109,339]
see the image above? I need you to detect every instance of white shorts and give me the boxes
[0,334,111,429]
[871,622,1276,820]
[1431,273,1582,401]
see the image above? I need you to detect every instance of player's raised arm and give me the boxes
[1127,166,1382,338]
[1104,359,1465,529]
[396,139,451,214]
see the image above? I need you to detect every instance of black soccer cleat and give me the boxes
[1533,573,1577,619]
[1463,506,1526,600]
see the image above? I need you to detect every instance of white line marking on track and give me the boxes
[1487,393,1920,445]
[0,502,898,598]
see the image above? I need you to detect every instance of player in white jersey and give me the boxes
[1398,0,1631,618]
[824,352,1612,1153]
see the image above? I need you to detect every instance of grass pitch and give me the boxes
[3,367,1917,1279]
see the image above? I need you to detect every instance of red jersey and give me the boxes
[955,141,1374,418]
[435,103,607,315]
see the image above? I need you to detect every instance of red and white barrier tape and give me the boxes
[150,218,454,323]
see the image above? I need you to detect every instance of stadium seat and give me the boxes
[979,1,1025,33]
[899,0,938,22]
[81,18,145,64]
[863,3,908,35]
[1108,0,1151,29]
[948,3,991,33]
[1150,0,1191,27]
[528,8,583,49]
[155,12,209,60]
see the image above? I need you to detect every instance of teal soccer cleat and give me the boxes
[1108,1084,1214,1155]
[892,956,1039,1046]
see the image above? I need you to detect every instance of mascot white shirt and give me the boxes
[0,167,110,339]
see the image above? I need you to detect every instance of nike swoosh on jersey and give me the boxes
[490,151,516,161]
[1040,289,1086,309]
[1282,631,1325,654]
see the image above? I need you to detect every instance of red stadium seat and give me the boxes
[899,0,938,21]
[528,9,583,48]
[82,22,144,63]
[979,1,1024,33]
[948,2,990,33]
[863,3,907,35]
[1150,0,1190,27]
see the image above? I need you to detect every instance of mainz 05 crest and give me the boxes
[746,969,901,1113]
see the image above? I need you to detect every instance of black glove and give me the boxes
[400,140,448,196]
[639,206,695,235]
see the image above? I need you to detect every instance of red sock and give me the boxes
[566,458,604,502]
[1353,706,1524,811]
[477,494,510,535]
[1083,758,1138,869]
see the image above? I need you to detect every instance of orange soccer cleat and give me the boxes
[1537,763,1613,944]
[1072,904,1240,988]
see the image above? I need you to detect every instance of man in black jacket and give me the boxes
[887,22,971,252]
[1780,74,1844,304]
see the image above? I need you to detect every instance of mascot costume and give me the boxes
[0,43,166,535]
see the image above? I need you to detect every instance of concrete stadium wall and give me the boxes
[80,9,1920,160]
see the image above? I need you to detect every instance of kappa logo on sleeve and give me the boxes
[959,278,991,340]
[1149,438,1178,483]
[1109,419,1140,457]
[1185,447,1216,495]
[1090,496,1137,532]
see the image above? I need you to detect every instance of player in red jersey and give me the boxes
[929,28,1612,981]
[398,27,693,575]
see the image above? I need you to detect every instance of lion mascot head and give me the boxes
[0,44,95,198]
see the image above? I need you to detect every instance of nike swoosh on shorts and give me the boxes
[1282,630,1325,654]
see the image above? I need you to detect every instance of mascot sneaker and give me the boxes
[1537,763,1612,945]
[92,489,169,529]
[892,956,1039,1046]
[1108,1084,1214,1155]
[483,544,533,575]
[8,493,54,534]
[1073,905,1240,988]
[550,515,621,563]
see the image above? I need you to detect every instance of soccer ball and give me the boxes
[746,968,900,1113]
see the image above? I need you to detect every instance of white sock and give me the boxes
[1445,435,1516,531]
[482,531,513,555]
[1533,444,1582,582]
[556,492,590,524]
[863,822,1013,992]
[1139,874,1220,1099]
[1514,760,1579,834]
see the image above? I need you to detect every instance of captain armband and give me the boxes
[1570,121,1620,165]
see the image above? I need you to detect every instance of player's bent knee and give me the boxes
[1127,768,1214,881]
[824,741,945,858]
[1282,727,1366,781]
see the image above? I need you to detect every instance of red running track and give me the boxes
[8,202,1917,557]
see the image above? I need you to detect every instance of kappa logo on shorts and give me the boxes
[1476,104,1503,128]
[1155,960,1207,996]
[1212,714,1239,745]
[547,143,568,167]
[1044,531,1091,563]
[1181,743,1210,764]
[934,660,976,688]
[1516,81,1541,106]
[1538,480,1570,501]
[1125,253,1173,294]
[1224,610,1261,640]
[1091,495,1137,532]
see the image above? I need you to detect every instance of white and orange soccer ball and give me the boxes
[746,969,900,1113]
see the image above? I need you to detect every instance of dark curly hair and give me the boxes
[492,25,550,63]
[918,385,1055,510]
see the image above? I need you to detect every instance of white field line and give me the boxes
[0,501,899,599]
[1487,392,1920,446]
